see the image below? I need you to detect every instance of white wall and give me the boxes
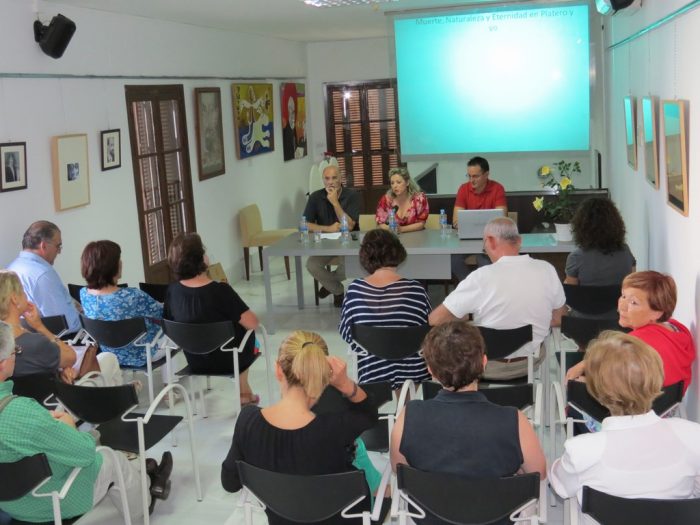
[605,1,700,418]
[0,0,312,284]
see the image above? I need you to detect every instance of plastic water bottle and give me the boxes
[299,215,309,244]
[340,215,350,243]
[388,209,398,234]
[439,209,448,238]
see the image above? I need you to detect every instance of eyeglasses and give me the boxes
[10,345,22,357]
[46,240,63,251]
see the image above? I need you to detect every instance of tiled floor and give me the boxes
[77,258,566,524]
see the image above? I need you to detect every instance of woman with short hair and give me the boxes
[164,232,260,405]
[551,331,700,524]
[339,228,432,390]
[375,167,429,233]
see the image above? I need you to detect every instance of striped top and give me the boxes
[339,278,431,388]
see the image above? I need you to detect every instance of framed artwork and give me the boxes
[623,96,638,170]
[231,83,274,159]
[662,100,689,216]
[280,82,307,161]
[100,129,121,171]
[52,134,90,211]
[0,142,28,192]
[194,87,225,180]
[641,97,659,188]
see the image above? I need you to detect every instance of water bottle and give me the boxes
[388,209,398,234]
[340,214,350,243]
[299,215,309,244]
[439,209,448,238]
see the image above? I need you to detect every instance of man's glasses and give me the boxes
[46,240,63,251]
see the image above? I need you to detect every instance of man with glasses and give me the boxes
[6,221,80,333]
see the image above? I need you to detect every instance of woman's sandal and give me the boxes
[240,393,260,407]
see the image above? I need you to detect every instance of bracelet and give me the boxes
[342,382,358,399]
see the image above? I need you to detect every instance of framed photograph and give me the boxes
[641,97,659,189]
[0,142,28,193]
[100,129,121,171]
[194,87,225,180]
[52,134,90,211]
[280,82,307,161]
[231,83,274,159]
[623,96,638,170]
[662,100,689,216]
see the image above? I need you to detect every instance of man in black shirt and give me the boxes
[303,164,360,306]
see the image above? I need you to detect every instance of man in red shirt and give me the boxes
[451,157,508,281]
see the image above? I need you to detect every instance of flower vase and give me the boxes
[554,222,573,242]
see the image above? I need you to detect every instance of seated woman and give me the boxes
[391,321,546,523]
[339,228,432,390]
[566,271,694,395]
[565,198,636,318]
[80,240,164,372]
[551,331,700,524]
[221,330,378,525]
[375,167,429,233]
[164,232,260,405]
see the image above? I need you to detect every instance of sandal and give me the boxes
[240,393,260,407]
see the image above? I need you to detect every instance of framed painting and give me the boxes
[280,82,307,161]
[623,96,637,170]
[52,134,90,211]
[0,142,28,192]
[662,100,689,216]
[194,87,225,180]
[100,129,121,171]
[641,97,659,188]
[231,83,274,159]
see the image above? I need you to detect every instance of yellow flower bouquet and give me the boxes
[532,160,581,223]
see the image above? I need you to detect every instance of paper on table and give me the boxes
[321,233,342,239]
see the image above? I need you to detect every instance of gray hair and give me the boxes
[483,217,520,244]
[22,221,60,250]
[0,322,14,361]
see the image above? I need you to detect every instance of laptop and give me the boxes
[457,209,505,239]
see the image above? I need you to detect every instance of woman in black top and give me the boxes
[221,330,377,525]
[164,233,260,405]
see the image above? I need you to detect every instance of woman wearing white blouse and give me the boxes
[550,331,700,524]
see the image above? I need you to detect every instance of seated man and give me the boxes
[303,164,360,307]
[0,321,173,522]
[430,217,567,380]
[7,221,81,334]
[451,156,508,282]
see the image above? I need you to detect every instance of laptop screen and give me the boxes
[457,209,505,239]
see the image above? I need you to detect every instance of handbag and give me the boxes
[77,343,101,379]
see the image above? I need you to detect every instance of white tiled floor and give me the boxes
[79,258,566,525]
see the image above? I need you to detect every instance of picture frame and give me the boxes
[100,129,121,171]
[280,82,308,161]
[623,96,638,170]
[0,142,28,193]
[194,87,225,180]
[52,134,90,211]
[641,97,659,189]
[231,83,274,159]
[662,100,689,216]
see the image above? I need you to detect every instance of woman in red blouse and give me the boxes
[375,167,429,233]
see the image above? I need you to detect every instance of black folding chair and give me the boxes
[395,465,541,525]
[563,284,621,317]
[69,283,127,304]
[9,373,57,408]
[161,320,272,417]
[422,381,534,411]
[138,282,168,303]
[52,380,200,525]
[236,461,391,525]
[581,485,700,525]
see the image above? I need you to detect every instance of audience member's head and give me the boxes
[620,271,676,326]
[422,320,486,390]
[81,240,121,290]
[359,228,407,274]
[483,217,520,261]
[21,221,62,264]
[571,198,626,254]
[168,233,208,281]
[585,331,663,416]
[386,167,421,199]
[0,271,24,320]
[277,330,331,399]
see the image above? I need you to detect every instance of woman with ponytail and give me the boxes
[221,330,378,524]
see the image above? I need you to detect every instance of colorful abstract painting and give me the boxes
[232,83,274,159]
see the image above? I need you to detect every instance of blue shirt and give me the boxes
[6,251,81,332]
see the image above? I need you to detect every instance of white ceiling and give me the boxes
[41,0,541,42]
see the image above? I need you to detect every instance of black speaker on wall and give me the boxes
[33,14,76,59]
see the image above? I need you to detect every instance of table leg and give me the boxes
[295,256,305,309]
[263,250,275,334]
